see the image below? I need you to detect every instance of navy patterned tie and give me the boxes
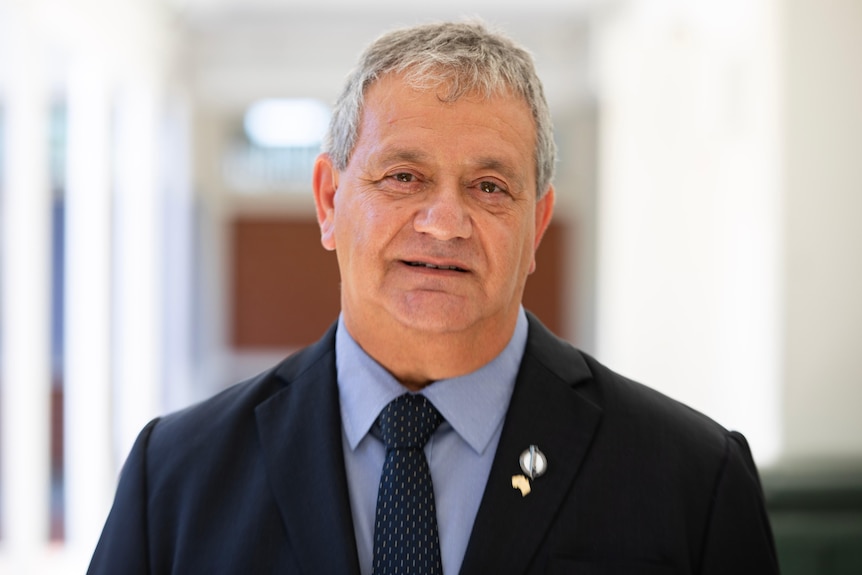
[372,394,444,575]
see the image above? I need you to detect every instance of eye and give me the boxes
[479,181,503,194]
[392,172,415,183]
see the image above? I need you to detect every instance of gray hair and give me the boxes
[322,20,556,197]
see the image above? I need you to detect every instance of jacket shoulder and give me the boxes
[146,322,337,465]
[525,312,731,460]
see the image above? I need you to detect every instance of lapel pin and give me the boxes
[519,445,547,480]
[512,474,531,497]
[512,446,547,497]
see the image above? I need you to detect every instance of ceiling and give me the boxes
[170,0,609,18]
[171,0,614,111]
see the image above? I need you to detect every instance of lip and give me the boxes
[399,258,471,273]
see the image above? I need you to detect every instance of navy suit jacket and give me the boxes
[89,314,779,574]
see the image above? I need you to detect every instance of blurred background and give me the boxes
[0,0,860,572]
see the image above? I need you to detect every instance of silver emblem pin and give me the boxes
[519,445,547,480]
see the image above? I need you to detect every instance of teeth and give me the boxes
[407,261,463,271]
[426,264,456,270]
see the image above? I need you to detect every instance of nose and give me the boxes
[413,184,472,240]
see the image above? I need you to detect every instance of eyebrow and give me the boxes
[471,157,525,187]
[372,147,430,168]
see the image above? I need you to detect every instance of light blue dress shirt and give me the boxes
[336,308,528,575]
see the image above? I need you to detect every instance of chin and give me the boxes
[389,291,510,337]
[389,295,479,334]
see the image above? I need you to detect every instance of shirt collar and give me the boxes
[336,309,528,456]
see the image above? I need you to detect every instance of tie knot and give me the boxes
[377,394,443,450]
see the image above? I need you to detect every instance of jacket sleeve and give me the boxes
[87,418,160,575]
[699,431,780,574]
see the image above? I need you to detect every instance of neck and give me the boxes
[343,311,519,391]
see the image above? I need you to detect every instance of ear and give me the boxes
[312,153,339,251]
[529,185,555,274]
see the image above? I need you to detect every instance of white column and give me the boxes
[112,80,163,464]
[63,52,115,551]
[161,93,196,414]
[593,0,782,464]
[781,0,862,461]
[0,8,52,553]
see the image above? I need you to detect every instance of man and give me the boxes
[89,21,779,574]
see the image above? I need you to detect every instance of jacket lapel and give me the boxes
[459,316,603,574]
[254,326,362,575]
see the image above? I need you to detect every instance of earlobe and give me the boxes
[312,153,338,251]
[529,185,556,274]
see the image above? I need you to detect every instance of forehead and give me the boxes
[362,71,533,125]
[354,73,537,180]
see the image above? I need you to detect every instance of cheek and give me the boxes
[336,195,406,259]
[490,219,536,270]
[363,198,414,239]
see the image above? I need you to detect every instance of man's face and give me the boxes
[314,73,554,341]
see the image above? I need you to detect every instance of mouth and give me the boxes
[403,260,468,273]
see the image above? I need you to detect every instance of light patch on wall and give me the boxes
[243,98,331,148]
